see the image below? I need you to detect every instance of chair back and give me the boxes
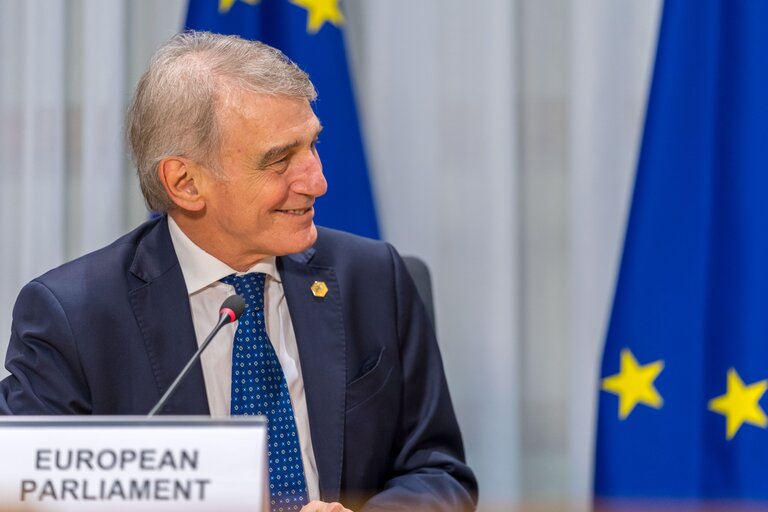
[402,255,436,330]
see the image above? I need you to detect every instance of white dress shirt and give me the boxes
[167,216,320,501]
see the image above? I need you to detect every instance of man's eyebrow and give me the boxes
[257,124,324,168]
[258,141,301,168]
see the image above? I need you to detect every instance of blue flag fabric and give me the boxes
[595,0,768,506]
[185,0,379,239]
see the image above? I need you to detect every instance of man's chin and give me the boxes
[278,225,318,256]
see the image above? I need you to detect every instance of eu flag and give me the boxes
[595,1,768,508]
[185,0,379,239]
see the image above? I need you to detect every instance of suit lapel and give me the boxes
[279,252,346,502]
[127,217,209,415]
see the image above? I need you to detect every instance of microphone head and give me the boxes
[220,294,246,324]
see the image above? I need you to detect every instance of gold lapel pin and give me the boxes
[311,281,329,298]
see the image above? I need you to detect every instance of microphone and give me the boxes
[148,295,246,417]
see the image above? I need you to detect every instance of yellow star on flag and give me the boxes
[708,368,768,440]
[290,0,345,34]
[602,348,664,420]
[219,0,259,14]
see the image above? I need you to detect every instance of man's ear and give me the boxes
[157,157,206,212]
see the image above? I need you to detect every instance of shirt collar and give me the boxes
[167,215,280,295]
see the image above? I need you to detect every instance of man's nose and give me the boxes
[294,151,327,198]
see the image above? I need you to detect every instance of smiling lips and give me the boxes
[277,207,312,215]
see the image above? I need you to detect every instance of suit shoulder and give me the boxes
[32,217,162,292]
[312,226,395,265]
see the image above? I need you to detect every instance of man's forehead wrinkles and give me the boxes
[256,123,320,167]
[264,120,321,152]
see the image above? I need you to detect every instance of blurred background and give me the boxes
[0,1,663,510]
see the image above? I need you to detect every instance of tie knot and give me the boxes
[220,273,267,311]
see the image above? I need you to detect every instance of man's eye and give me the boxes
[271,155,289,166]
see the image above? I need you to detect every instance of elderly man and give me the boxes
[0,32,477,512]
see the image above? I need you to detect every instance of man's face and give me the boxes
[199,90,327,269]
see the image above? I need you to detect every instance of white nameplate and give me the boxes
[0,416,268,511]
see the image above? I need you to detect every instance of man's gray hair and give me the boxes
[127,31,317,212]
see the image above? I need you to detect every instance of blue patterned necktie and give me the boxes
[220,273,309,512]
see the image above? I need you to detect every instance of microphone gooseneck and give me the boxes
[147,294,245,417]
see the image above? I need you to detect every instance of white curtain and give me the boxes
[568,0,661,506]
[75,0,126,254]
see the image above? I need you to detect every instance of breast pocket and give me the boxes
[346,346,394,412]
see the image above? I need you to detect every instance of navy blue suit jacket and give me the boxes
[0,217,477,511]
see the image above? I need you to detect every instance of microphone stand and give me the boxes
[148,296,244,417]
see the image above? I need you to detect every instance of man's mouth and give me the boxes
[276,208,312,215]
